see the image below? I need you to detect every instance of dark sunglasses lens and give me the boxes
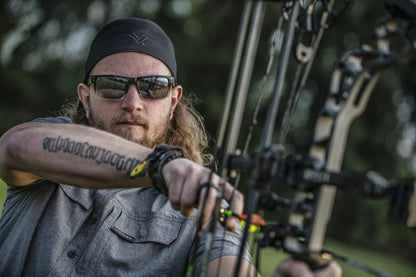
[95,77,127,99]
[137,77,170,99]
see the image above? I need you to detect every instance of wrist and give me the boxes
[129,144,187,195]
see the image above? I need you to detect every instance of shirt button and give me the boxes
[90,216,98,225]
[67,250,76,258]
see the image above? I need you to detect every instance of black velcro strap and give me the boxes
[130,144,187,195]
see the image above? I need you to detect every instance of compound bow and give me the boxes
[192,1,416,276]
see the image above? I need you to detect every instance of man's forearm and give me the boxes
[0,122,153,188]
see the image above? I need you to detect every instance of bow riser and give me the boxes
[284,4,416,268]
[283,66,380,264]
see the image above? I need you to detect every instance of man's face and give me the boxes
[78,52,182,148]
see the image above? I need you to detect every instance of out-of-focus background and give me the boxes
[0,1,415,276]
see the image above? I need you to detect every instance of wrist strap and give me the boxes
[129,144,187,195]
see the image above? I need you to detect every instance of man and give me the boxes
[0,17,251,277]
[0,17,340,277]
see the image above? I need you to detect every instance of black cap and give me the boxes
[83,17,177,83]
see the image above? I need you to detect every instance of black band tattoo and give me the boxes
[42,136,140,173]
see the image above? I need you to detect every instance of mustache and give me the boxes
[111,114,149,128]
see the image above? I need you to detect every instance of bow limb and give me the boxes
[234,2,301,276]
[222,0,266,167]
[189,1,266,276]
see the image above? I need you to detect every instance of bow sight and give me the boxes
[226,146,416,256]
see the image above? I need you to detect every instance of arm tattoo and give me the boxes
[42,136,140,174]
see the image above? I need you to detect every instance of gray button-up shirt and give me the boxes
[0,117,250,276]
[0,181,249,277]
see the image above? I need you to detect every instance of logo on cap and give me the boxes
[128,33,148,45]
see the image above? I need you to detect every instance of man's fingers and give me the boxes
[165,161,200,217]
[178,173,200,217]
[223,182,244,232]
[196,184,220,229]
[163,161,185,210]
[163,159,246,232]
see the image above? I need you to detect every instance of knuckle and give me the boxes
[172,165,188,177]
[209,187,218,198]
[233,189,244,202]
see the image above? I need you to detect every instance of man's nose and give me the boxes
[120,85,144,112]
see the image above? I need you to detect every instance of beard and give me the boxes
[88,103,171,149]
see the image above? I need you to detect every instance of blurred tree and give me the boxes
[0,0,415,264]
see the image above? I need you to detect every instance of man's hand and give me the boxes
[274,259,342,277]
[162,158,244,231]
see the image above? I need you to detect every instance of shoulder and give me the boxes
[31,116,73,124]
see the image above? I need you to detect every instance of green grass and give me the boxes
[256,238,416,277]
[325,239,416,277]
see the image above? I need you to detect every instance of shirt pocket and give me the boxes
[82,212,187,276]
[110,211,183,245]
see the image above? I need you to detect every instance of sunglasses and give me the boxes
[88,75,175,100]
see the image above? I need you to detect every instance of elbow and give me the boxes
[0,124,34,170]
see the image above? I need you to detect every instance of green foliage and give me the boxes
[326,239,416,277]
[0,0,415,271]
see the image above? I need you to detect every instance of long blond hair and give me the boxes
[60,95,212,165]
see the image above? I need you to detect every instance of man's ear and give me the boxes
[170,85,183,119]
[77,83,91,119]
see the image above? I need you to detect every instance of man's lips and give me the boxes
[111,114,149,129]
[117,121,144,127]
[119,121,141,126]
